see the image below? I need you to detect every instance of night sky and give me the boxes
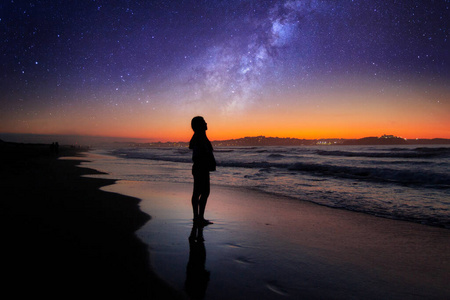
[1,0,449,141]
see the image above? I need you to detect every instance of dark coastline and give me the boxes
[0,142,182,299]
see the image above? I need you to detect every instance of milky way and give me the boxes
[1,0,449,140]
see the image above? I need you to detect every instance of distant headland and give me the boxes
[123,135,450,148]
[1,133,449,148]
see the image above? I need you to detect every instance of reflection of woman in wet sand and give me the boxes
[189,116,216,225]
[185,224,210,299]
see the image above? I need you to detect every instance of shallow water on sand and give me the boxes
[90,145,450,228]
[97,176,450,300]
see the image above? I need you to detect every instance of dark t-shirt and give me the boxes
[189,132,216,172]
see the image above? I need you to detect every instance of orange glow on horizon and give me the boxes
[1,82,449,142]
[2,117,449,142]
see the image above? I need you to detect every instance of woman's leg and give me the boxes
[198,172,210,220]
[192,171,210,221]
[192,174,201,220]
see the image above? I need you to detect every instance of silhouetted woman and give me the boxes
[189,116,216,225]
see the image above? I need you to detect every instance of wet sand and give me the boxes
[0,142,182,299]
[102,180,450,299]
[2,141,448,299]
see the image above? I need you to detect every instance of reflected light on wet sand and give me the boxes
[101,180,450,299]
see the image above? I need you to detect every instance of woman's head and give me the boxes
[191,116,207,132]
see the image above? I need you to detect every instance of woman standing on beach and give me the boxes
[189,116,216,225]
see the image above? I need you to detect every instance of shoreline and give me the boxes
[0,142,182,299]
[78,149,449,298]
[3,142,448,299]
[102,179,450,299]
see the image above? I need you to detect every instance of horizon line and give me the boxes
[1,132,449,145]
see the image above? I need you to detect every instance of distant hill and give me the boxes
[2,133,449,148]
[212,135,450,146]
[212,136,336,147]
[128,135,450,148]
[343,135,407,145]
[343,135,450,146]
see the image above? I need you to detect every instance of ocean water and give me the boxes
[87,145,450,228]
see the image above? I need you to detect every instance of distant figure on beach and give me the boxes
[50,142,59,155]
[189,116,216,225]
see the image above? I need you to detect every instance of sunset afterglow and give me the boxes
[1,1,448,142]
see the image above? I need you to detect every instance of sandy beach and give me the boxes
[101,179,450,299]
[2,142,449,299]
[0,142,182,299]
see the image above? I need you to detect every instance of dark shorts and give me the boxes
[192,165,210,195]
[192,164,209,176]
